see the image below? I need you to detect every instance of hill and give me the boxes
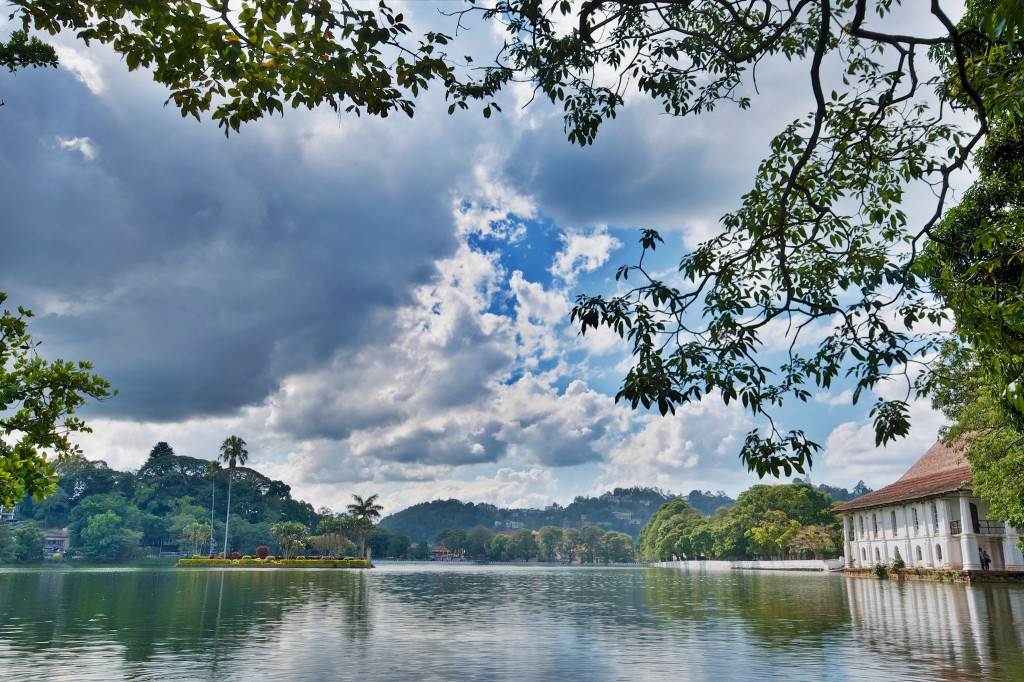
[380,487,738,543]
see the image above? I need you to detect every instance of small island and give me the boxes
[178,555,370,568]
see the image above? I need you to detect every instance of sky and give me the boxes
[0,3,961,516]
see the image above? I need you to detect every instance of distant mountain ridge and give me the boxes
[380,487,737,543]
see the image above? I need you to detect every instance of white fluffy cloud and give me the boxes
[57,136,97,160]
[551,227,622,283]
[597,392,759,495]
[54,45,106,94]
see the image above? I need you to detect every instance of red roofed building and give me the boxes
[833,439,1024,571]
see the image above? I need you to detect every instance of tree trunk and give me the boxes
[223,471,233,557]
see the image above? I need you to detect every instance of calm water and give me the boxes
[1,563,1023,681]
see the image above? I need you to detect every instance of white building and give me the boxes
[834,440,1024,571]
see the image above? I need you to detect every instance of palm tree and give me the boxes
[346,493,383,560]
[206,460,222,553]
[218,435,249,557]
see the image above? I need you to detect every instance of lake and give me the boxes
[2,563,1023,680]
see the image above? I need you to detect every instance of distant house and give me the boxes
[0,505,15,522]
[432,544,452,561]
[44,529,69,555]
[833,440,1024,571]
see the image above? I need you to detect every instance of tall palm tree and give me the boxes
[206,460,222,553]
[347,493,383,560]
[218,435,249,557]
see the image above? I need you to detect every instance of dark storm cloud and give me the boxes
[500,105,765,233]
[1,63,473,422]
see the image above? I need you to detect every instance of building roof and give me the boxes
[832,439,973,513]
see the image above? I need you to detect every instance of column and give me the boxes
[842,514,853,568]
[1003,522,1024,570]
[958,495,982,570]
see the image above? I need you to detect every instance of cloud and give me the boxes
[54,45,105,94]
[597,392,759,495]
[551,227,623,283]
[57,136,97,160]
[820,373,948,489]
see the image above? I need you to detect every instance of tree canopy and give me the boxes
[0,292,113,505]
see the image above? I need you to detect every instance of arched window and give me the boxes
[932,504,939,533]
[912,508,920,533]
[935,545,943,563]
[872,514,879,537]
[874,547,881,562]
[859,515,865,538]
[862,548,867,561]
[916,546,923,562]
[891,511,898,536]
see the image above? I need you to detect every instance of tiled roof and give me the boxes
[832,439,973,513]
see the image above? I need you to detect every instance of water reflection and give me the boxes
[2,565,1023,680]
[845,577,1024,680]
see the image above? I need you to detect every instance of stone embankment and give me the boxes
[653,559,844,572]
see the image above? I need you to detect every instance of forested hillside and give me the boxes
[12,443,318,560]
[381,487,737,543]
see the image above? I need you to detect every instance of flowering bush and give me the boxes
[256,546,270,559]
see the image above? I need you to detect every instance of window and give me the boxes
[872,514,879,537]
[916,546,923,562]
[912,508,920,533]
[932,504,939,533]
[891,511,898,537]
[859,515,865,539]
[862,548,867,561]
[874,547,881,562]
[935,545,943,562]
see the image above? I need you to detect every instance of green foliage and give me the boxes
[410,540,429,560]
[891,547,906,571]
[78,511,143,562]
[147,442,175,460]
[18,446,332,560]
[178,556,368,568]
[0,523,13,562]
[464,526,494,559]
[931,347,1024,534]
[537,526,563,562]
[505,527,538,561]
[8,0,457,134]
[381,488,683,543]
[0,292,114,505]
[270,520,308,558]
[347,493,383,559]
[11,523,45,561]
[219,434,249,556]
[637,482,843,561]
[872,563,890,579]
[601,531,635,563]
[0,28,57,72]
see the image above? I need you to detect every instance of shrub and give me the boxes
[872,562,889,579]
[241,555,252,560]
[256,546,270,559]
[229,552,242,560]
[891,548,905,570]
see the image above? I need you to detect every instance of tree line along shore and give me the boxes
[0,441,869,565]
